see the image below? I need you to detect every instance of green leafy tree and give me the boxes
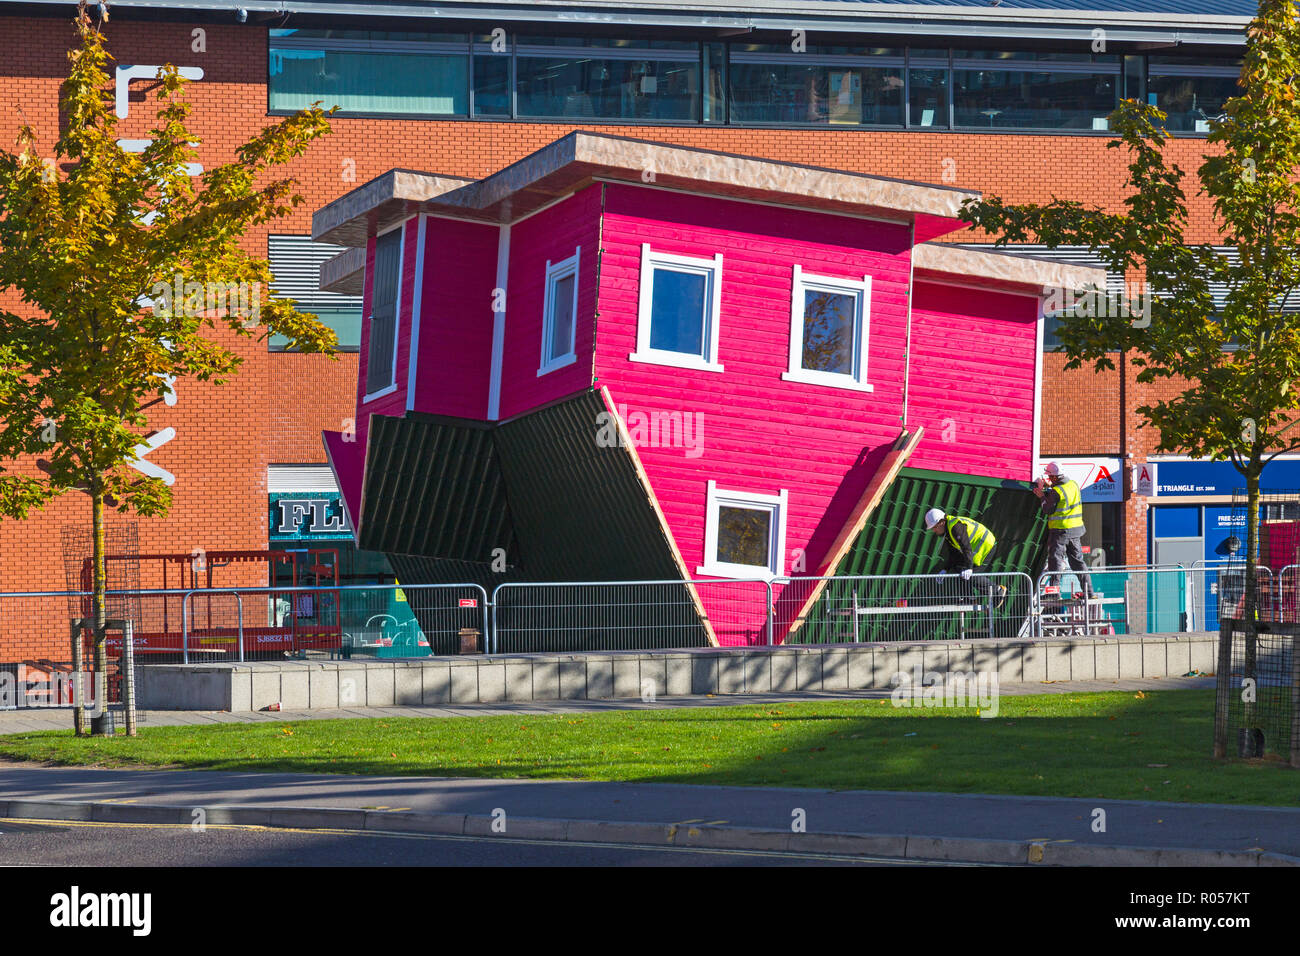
[0,3,336,733]
[961,0,1300,654]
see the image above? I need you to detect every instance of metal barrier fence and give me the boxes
[1190,560,1275,631]
[173,584,489,663]
[491,579,772,653]
[0,585,489,710]
[779,572,1035,644]
[9,566,1300,713]
[1037,564,1278,637]
[0,590,136,713]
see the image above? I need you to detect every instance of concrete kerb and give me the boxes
[1,799,1295,866]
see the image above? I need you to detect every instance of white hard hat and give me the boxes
[924,508,946,529]
[1044,461,1062,477]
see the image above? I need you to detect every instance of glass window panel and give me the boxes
[1146,74,1239,132]
[473,53,511,115]
[269,307,362,352]
[270,29,466,43]
[1149,55,1243,68]
[717,506,772,568]
[953,69,1117,129]
[550,273,576,361]
[729,63,903,125]
[516,56,699,120]
[908,48,949,59]
[704,41,725,123]
[517,35,697,50]
[732,42,900,56]
[649,268,707,356]
[366,230,402,394]
[954,49,1113,63]
[909,68,947,126]
[802,289,856,375]
[269,48,468,115]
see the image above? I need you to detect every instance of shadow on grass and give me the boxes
[0,690,1293,806]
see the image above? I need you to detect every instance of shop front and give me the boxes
[1035,456,1124,567]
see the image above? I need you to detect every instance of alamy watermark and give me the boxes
[1043,282,1154,328]
[890,667,1000,718]
[595,404,704,458]
[1,666,104,716]
[149,274,261,327]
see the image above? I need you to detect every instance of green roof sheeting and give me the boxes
[360,390,708,652]
[494,389,685,582]
[360,413,518,566]
[787,467,1049,643]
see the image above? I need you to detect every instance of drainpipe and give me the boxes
[902,221,915,432]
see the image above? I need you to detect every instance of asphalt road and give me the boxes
[0,818,937,867]
[2,765,1295,858]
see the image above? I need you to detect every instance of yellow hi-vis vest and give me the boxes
[946,516,996,566]
[1048,478,1084,531]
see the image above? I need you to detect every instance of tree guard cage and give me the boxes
[1214,618,1300,767]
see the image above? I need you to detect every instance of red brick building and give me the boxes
[0,0,1257,659]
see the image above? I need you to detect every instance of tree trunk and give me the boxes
[91,487,110,736]
[1243,469,1260,731]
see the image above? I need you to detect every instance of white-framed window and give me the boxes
[538,248,580,376]
[363,221,405,402]
[629,243,724,372]
[782,264,873,392]
[698,480,787,581]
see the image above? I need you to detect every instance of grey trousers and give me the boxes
[1046,530,1092,592]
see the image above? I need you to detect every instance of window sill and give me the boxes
[781,370,874,392]
[697,563,778,583]
[538,353,578,377]
[362,383,399,403]
[629,351,724,373]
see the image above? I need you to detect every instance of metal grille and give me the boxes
[267,235,362,313]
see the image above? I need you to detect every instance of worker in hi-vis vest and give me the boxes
[924,508,1008,609]
[1034,461,1093,596]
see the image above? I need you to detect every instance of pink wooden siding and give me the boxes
[411,216,499,420]
[906,280,1039,481]
[354,217,418,452]
[497,186,601,420]
[593,184,913,599]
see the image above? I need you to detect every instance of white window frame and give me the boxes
[697,480,788,581]
[362,218,408,404]
[629,244,724,373]
[782,263,873,392]
[538,247,580,376]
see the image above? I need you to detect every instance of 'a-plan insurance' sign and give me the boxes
[1036,458,1123,502]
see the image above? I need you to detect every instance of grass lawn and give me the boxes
[0,689,1294,805]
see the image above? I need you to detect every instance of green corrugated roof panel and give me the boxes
[360,390,707,652]
[789,467,1048,643]
[359,413,519,566]
[495,389,686,582]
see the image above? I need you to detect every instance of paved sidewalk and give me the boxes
[0,675,1215,733]
[0,761,1291,866]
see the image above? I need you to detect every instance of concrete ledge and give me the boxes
[135,633,1220,712]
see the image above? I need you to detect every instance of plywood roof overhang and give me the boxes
[319,246,365,295]
[913,241,1108,293]
[313,168,477,248]
[313,132,980,245]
